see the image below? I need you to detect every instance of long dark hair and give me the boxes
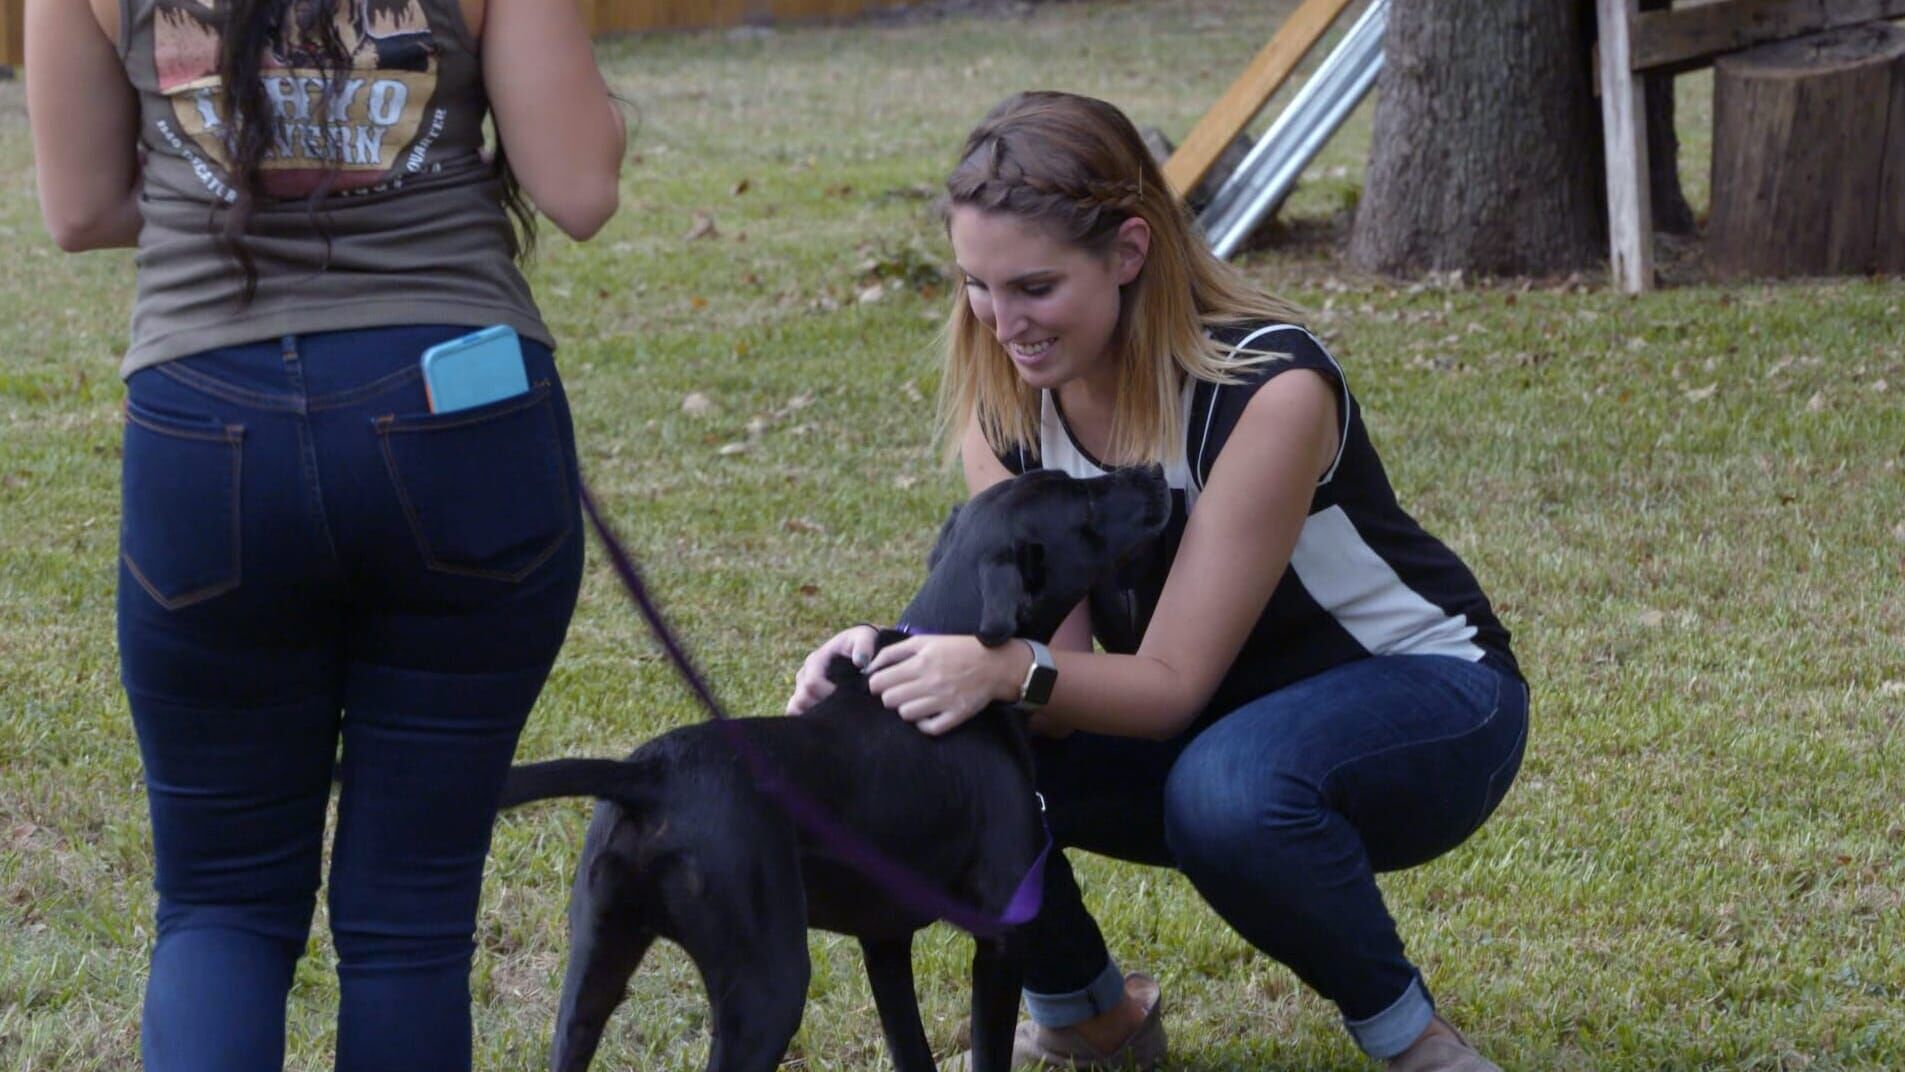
[164,0,537,304]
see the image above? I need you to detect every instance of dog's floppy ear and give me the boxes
[975,553,1024,647]
[925,503,963,571]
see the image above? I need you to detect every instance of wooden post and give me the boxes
[1161,0,1355,198]
[1,0,23,72]
[1597,0,1655,293]
[1709,23,1905,277]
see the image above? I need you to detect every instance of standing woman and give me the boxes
[790,91,1528,1072]
[26,0,621,1067]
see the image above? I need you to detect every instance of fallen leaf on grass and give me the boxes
[681,392,714,416]
[858,283,885,304]
[1806,392,1827,413]
[1683,383,1717,403]
[684,212,718,241]
[1636,610,1666,629]
[717,442,750,456]
[798,584,820,597]
[731,178,751,196]
[783,518,827,535]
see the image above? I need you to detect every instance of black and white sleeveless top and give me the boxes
[999,322,1520,720]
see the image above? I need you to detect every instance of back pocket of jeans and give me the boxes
[121,402,244,610]
[374,385,573,582]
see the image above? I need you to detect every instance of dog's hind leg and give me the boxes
[668,837,809,1072]
[682,922,808,1072]
[548,802,658,1072]
[967,934,1026,1072]
[549,923,654,1072]
[861,935,936,1072]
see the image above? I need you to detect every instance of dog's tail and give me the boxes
[498,758,657,810]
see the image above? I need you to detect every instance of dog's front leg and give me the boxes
[860,935,937,1072]
[967,933,1025,1072]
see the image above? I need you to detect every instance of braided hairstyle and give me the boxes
[938,91,1303,467]
[945,92,1168,256]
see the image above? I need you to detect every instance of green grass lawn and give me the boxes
[3,1,1903,1068]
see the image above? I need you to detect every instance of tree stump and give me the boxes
[1709,23,1905,278]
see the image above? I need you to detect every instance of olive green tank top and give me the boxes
[117,0,553,376]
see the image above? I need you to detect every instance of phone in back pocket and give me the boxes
[421,325,529,414]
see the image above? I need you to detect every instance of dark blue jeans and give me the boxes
[118,326,583,1072]
[1021,654,1528,1059]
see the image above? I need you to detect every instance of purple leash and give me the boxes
[578,483,1049,937]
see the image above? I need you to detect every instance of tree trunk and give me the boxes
[1642,0,1696,235]
[1349,0,1605,276]
[1709,23,1905,278]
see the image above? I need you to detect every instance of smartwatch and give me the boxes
[1016,639,1058,709]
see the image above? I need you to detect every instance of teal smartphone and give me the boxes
[420,325,529,413]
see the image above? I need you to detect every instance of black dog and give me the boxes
[497,466,1171,1072]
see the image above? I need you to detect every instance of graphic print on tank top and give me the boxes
[152,0,447,201]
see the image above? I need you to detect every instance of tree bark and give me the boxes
[1349,0,1606,276]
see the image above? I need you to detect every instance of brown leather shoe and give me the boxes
[1008,972,1166,1070]
[1384,1016,1500,1072]
[948,973,1166,1071]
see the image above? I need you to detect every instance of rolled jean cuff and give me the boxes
[1024,959,1127,1028]
[1345,975,1434,1059]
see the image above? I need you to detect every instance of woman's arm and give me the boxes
[1036,369,1338,738]
[482,0,625,241]
[869,370,1339,739]
[27,0,144,252]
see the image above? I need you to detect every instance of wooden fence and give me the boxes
[581,0,911,33]
[0,0,914,69]
[0,0,20,72]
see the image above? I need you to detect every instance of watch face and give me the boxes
[1024,664,1057,707]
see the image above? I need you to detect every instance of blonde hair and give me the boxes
[938,91,1305,467]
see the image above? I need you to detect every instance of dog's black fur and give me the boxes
[498,466,1171,1072]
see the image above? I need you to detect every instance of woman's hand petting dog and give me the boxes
[785,624,880,715]
[864,635,1033,736]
